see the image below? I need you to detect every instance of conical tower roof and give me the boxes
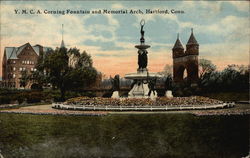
[173,33,184,49]
[60,24,66,48]
[187,28,198,45]
[60,40,65,48]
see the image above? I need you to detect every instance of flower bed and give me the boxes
[156,96,223,106]
[66,97,121,106]
[65,96,223,107]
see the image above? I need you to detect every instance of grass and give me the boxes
[0,113,248,158]
[202,91,249,102]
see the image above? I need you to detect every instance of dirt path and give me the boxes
[0,104,107,116]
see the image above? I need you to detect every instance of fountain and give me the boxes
[125,20,159,99]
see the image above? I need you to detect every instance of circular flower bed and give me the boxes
[65,97,120,106]
[65,96,223,107]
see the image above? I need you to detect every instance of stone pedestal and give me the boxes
[111,91,120,99]
[128,81,149,98]
[128,81,158,98]
[126,70,158,98]
[165,90,173,98]
[149,90,158,100]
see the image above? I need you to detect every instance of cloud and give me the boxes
[200,42,249,70]
[0,1,249,77]
[111,3,124,9]
[228,1,249,12]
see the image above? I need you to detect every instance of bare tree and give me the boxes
[158,64,173,77]
[199,59,216,79]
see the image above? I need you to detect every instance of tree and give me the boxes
[19,70,29,88]
[220,64,249,91]
[30,70,49,89]
[30,49,53,88]
[200,64,249,92]
[32,47,98,101]
[77,50,93,68]
[199,59,216,79]
[158,64,173,77]
[200,71,221,92]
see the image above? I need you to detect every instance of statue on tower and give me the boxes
[140,19,145,44]
[137,19,148,70]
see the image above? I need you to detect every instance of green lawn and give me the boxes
[202,91,249,102]
[0,113,248,158]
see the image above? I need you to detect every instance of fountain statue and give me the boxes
[111,75,120,98]
[125,20,159,99]
[165,76,173,98]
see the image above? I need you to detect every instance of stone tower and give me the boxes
[172,29,199,83]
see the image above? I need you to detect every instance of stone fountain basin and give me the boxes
[135,44,151,49]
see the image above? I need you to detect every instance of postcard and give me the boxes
[0,1,249,158]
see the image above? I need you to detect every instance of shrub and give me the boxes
[16,93,26,104]
[0,96,11,104]
[26,91,43,103]
[31,83,43,91]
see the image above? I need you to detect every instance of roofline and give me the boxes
[4,43,30,51]
[9,47,17,59]
[28,43,39,57]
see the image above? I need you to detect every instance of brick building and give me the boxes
[172,29,199,83]
[2,43,52,89]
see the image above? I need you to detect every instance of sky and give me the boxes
[0,1,249,77]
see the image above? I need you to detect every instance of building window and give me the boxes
[27,61,29,64]
[31,68,34,71]
[34,68,37,71]
[13,67,16,71]
[13,74,16,78]
[22,61,24,64]
[13,61,16,64]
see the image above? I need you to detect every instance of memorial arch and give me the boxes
[172,29,199,83]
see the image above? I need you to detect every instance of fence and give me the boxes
[52,102,235,111]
